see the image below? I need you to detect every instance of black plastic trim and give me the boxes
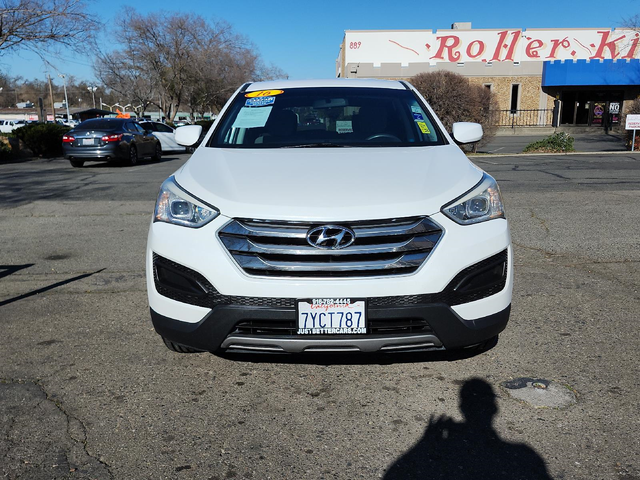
[152,250,508,309]
[151,303,510,353]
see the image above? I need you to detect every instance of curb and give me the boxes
[469,150,640,159]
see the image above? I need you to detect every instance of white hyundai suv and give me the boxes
[146,79,512,354]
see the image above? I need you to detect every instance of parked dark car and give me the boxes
[62,117,162,167]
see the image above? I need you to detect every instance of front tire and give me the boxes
[70,160,84,168]
[152,143,162,162]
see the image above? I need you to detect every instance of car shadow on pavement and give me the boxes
[72,155,183,168]
[384,378,553,480]
[0,268,105,307]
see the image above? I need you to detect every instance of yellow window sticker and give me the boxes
[245,90,284,98]
[417,121,431,134]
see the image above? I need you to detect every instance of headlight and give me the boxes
[442,173,505,225]
[153,176,219,228]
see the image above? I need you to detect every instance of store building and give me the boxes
[337,24,640,129]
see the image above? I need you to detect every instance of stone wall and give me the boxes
[468,76,554,111]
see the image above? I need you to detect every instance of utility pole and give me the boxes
[58,74,71,123]
[88,86,97,108]
[47,74,56,122]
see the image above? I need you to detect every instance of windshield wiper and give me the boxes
[282,143,349,148]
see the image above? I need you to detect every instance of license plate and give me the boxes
[297,298,366,335]
[82,138,94,145]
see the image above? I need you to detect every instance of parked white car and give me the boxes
[0,119,25,133]
[146,79,512,354]
[139,121,187,152]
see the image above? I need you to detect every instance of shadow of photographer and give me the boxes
[385,378,552,480]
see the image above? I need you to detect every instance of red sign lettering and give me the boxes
[489,30,521,62]
[590,30,625,59]
[525,39,544,58]
[547,37,571,59]
[431,35,462,62]
[466,40,485,59]
[622,32,640,59]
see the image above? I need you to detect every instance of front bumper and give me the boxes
[147,213,513,353]
[151,303,510,353]
[149,247,512,353]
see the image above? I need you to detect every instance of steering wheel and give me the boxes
[365,133,401,142]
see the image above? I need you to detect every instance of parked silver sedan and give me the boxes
[62,118,161,168]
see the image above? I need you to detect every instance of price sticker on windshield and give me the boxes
[417,121,431,134]
[245,90,284,98]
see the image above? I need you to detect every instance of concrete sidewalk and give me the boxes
[479,132,628,155]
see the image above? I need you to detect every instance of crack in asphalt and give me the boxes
[528,209,551,235]
[539,169,571,180]
[1,405,16,470]
[0,378,114,479]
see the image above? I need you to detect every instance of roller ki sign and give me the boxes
[344,28,640,65]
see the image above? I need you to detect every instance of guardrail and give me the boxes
[489,109,554,128]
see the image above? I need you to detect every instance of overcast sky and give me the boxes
[1,0,638,83]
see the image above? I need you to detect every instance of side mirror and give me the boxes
[175,125,203,147]
[452,122,483,144]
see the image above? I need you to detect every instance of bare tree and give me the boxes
[622,14,640,29]
[94,44,156,116]
[411,71,497,147]
[0,0,98,56]
[95,9,286,122]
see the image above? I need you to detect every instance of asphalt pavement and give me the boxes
[1,152,639,479]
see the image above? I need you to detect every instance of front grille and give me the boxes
[218,216,443,278]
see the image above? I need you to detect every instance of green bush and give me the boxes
[12,123,70,157]
[523,132,575,153]
[0,136,13,161]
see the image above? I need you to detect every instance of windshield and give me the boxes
[209,87,446,148]
[77,119,121,130]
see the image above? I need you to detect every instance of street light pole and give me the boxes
[88,86,97,108]
[101,102,117,112]
[47,74,56,121]
[58,74,71,124]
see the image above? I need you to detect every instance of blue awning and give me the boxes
[542,59,640,87]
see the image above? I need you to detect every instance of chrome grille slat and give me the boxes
[219,216,443,278]
[220,234,440,256]
[351,220,440,238]
[234,252,428,272]
[223,221,309,239]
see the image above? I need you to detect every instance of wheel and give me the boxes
[152,143,162,161]
[365,133,401,142]
[162,337,201,353]
[126,145,138,166]
[70,160,84,168]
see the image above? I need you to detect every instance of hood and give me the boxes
[175,145,483,221]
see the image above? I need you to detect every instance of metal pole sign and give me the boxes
[625,114,640,152]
